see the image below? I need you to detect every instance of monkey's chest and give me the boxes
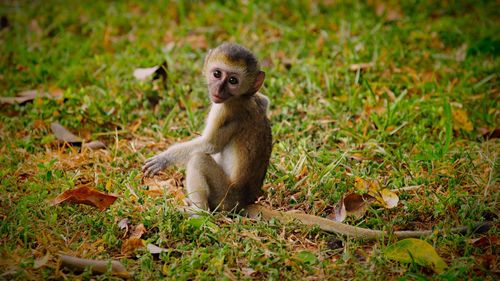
[212,143,239,180]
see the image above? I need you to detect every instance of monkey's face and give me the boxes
[205,63,250,104]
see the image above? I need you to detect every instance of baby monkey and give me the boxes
[143,43,272,212]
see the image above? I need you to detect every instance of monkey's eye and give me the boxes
[228,77,238,85]
[213,70,222,78]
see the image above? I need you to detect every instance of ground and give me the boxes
[0,1,498,280]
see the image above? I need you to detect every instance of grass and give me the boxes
[0,0,498,279]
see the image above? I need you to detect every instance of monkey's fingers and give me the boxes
[142,160,161,177]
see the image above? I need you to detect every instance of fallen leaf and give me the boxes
[241,267,256,277]
[133,61,168,83]
[50,122,83,144]
[121,223,147,255]
[50,185,118,211]
[349,62,374,72]
[121,237,144,255]
[142,178,179,198]
[328,199,347,222]
[133,66,160,81]
[354,177,379,194]
[478,127,500,139]
[118,218,130,230]
[0,90,51,105]
[117,218,131,237]
[384,238,447,273]
[33,253,51,269]
[354,177,399,209]
[147,243,168,255]
[58,253,130,278]
[452,108,473,132]
[379,189,399,208]
[85,140,106,150]
[130,223,146,239]
[343,193,375,219]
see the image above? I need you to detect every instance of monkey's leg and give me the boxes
[185,152,231,212]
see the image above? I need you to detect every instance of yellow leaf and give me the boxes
[452,108,473,132]
[384,238,447,273]
[379,189,399,208]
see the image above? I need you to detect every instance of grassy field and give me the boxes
[0,0,498,279]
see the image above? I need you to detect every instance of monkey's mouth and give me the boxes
[211,93,231,103]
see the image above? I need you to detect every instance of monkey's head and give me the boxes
[204,43,265,104]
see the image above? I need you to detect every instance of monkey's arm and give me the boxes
[143,121,238,177]
[245,204,492,240]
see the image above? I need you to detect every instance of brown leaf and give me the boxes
[121,237,144,255]
[349,62,374,72]
[85,140,106,150]
[0,90,49,105]
[50,122,83,144]
[478,127,500,139]
[147,243,168,255]
[33,253,51,269]
[50,185,118,211]
[343,193,375,219]
[142,178,179,198]
[59,253,130,278]
[130,223,146,239]
[121,223,147,255]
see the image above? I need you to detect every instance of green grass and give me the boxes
[0,0,498,279]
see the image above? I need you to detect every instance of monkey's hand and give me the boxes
[142,151,171,177]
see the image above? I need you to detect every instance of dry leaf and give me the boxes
[354,177,399,209]
[478,127,500,139]
[121,238,144,255]
[328,199,346,222]
[349,62,374,72]
[33,253,51,269]
[354,177,379,194]
[50,122,83,144]
[133,66,160,81]
[379,189,399,208]
[142,178,179,198]
[343,193,375,219]
[117,218,131,237]
[121,223,146,255]
[130,223,146,239]
[85,140,106,150]
[241,267,256,277]
[0,90,52,105]
[133,61,168,83]
[58,253,130,278]
[452,108,473,132]
[50,185,118,211]
[147,243,168,255]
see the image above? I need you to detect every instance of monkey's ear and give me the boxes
[253,71,265,93]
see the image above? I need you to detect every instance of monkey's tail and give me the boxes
[244,204,492,240]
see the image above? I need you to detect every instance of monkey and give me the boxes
[143,43,492,239]
[143,42,272,213]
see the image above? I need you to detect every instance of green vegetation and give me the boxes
[0,0,498,279]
